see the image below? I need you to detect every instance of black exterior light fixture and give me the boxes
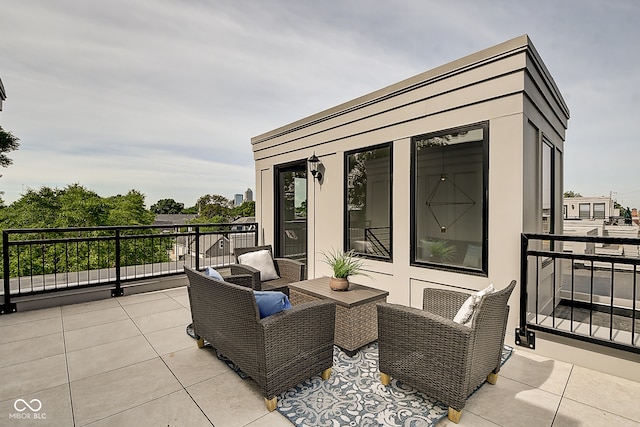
[308,152,322,181]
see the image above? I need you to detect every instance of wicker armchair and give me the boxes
[184,266,336,411]
[230,245,305,294]
[377,280,516,423]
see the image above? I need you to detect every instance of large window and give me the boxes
[579,203,590,219]
[411,122,488,272]
[345,143,392,260]
[593,203,605,219]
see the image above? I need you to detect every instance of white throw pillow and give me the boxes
[238,249,280,281]
[453,284,494,327]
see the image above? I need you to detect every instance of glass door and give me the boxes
[275,162,307,264]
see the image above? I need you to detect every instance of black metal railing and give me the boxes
[1,223,258,314]
[364,227,391,259]
[517,233,640,354]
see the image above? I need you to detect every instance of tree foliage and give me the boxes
[150,198,184,214]
[563,190,582,198]
[0,125,20,168]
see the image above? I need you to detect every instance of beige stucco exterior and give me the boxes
[251,35,640,380]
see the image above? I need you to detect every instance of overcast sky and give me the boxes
[1,1,639,209]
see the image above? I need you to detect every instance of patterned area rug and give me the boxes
[277,343,512,427]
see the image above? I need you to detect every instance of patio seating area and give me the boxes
[1,285,640,426]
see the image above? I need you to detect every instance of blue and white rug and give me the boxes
[277,343,512,427]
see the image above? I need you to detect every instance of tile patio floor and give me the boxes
[1,286,639,427]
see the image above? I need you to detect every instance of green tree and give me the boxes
[232,201,255,219]
[105,190,155,226]
[563,190,582,198]
[150,198,184,214]
[195,194,232,222]
[0,125,19,167]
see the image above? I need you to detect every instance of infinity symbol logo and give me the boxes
[14,399,42,412]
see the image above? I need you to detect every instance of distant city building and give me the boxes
[244,188,253,202]
[234,193,243,206]
[563,196,618,222]
[0,77,6,111]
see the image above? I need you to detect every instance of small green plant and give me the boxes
[321,248,369,279]
[420,239,457,261]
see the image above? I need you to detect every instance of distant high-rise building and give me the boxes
[234,194,243,206]
[244,188,253,202]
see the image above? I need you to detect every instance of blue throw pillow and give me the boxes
[204,266,224,281]
[253,291,292,319]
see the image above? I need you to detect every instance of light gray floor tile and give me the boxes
[70,358,182,426]
[62,306,129,331]
[464,376,561,427]
[144,324,194,356]
[0,354,68,399]
[0,332,65,368]
[0,383,73,427]
[61,298,121,316]
[0,316,63,344]
[500,349,573,395]
[0,306,61,327]
[131,307,191,334]
[64,318,141,352]
[117,290,172,306]
[553,397,640,427]
[163,286,188,298]
[563,365,640,423]
[188,370,269,427]
[162,346,230,388]
[120,297,183,318]
[86,390,213,427]
[246,410,294,427]
[172,294,191,309]
[66,335,157,381]
[437,411,500,426]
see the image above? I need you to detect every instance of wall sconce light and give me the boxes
[308,152,322,181]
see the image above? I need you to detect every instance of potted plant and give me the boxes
[321,248,369,291]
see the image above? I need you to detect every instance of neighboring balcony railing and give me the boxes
[517,233,640,354]
[1,223,258,314]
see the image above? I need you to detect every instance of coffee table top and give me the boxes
[288,277,388,308]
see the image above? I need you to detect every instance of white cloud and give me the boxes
[1,0,639,208]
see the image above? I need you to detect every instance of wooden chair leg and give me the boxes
[380,372,391,385]
[196,338,205,348]
[448,407,462,423]
[487,372,499,385]
[265,397,277,412]
[321,368,331,380]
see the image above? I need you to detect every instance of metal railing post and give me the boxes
[195,226,200,270]
[516,233,535,349]
[1,231,16,314]
[113,229,123,297]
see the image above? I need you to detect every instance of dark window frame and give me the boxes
[410,121,489,276]
[343,142,393,262]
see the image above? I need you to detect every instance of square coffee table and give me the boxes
[288,277,389,356]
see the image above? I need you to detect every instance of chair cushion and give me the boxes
[238,249,280,281]
[253,291,291,318]
[204,266,224,281]
[453,284,494,327]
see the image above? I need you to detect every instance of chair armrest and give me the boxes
[223,274,255,289]
[423,288,470,320]
[259,300,336,370]
[273,258,305,282]
[230,264,261,289]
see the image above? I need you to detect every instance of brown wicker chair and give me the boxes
[377,280,516,424]
[230,245,305,294]
[184,266,335,411]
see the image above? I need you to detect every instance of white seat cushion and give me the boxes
[238,249,280,281]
